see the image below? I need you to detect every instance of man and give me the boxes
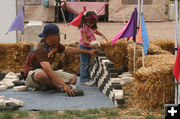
[24,23,97,96]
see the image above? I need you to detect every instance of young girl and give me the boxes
[78,11,108,86]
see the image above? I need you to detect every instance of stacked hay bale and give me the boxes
[127,43,142,73]
[127,40,175,110]
[136,54,173,69]
[56,42,80,73]
[127,43,172,72]
[101,40,128,70]
[150,40,174,54]
[53,40,129,73]
[0,42,35,73]
[134,54,175,109]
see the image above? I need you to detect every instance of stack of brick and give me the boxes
[0,96,24,110]
[0,72,27,92]
[89,52,125,106]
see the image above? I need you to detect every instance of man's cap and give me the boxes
[38,23,60,38]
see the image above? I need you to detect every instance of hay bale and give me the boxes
[136,54,174,70]
[151,40,174,54]
[134,54,175,109]
[0,42,35,73]
[101,40,128,70]
[54,40,129,73]
[127,43,143,73]
[127,43,171,72]
[53,42,80,73]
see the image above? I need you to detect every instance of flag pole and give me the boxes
[178,0,180,104]
[174,0,179,104]
[134,0,141,73]
[141,0,145,67]
[16,0,18,42]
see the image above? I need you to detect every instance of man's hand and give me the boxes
[102,35,108,42]
[63,84,76,97]
[89,49,100,56]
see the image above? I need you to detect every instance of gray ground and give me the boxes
[22,22,175,44]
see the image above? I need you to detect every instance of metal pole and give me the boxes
[178,0,180,104]
[60,7,66,24]
[16,0,18,42]
[175,0,178,104]
[141,0,145,67]
[137,0,141,27]
[133,0,141,73]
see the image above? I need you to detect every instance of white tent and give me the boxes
[0,0,17,43]
[109,0,168,21]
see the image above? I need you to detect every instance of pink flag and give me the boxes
[69,6,86,27]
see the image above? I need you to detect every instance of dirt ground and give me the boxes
[58,21,175,44]
[23,21,175,44]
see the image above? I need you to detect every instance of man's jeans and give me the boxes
[79,44,92,82]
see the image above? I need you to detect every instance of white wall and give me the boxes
[0,0,16,43]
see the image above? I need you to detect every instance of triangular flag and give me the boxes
[112,8,137,45]
[6,7,24,34]
[136,13,149,56]
[173,47,180,83]
[69,6,86,27]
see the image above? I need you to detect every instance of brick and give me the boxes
[0,99,5,107]
[122,73,133,77]
[6,102,20,110]
[96,52,106,56]
[102,60,110,65]
[90,40,101,48]
[112,83,122,90]
[2,78,19,83]
[0,81,5,85]
[122,72,132,75]
[8,98,24,107]
[114,90,123,99]
[105,62,114,68]
[0,96,5,100]
[115,99,125,105]
[108,68,117,73]
[120,81,126,85]
[111,78,122,83]
[110,73,118,78]
[13,86,28,92]
[13,81,25,86]
[3,81,14,88]
[0,85,7,91]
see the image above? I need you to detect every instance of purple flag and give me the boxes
[112,8,137,45]
[6,7,24,34]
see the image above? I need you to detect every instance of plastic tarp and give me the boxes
[24,5,55,22]
[109,0,168,21]
[65,2,106,15]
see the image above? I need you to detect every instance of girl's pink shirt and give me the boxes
[79,24,97,47]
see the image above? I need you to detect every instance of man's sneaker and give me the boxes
[80,80,95,86]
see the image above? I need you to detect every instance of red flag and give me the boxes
[173,47,180,83]
[69,6,86,27]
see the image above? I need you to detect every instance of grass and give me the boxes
[0,111,13,119]
[39,110,59,119]
[14,110,29,118]
[0,108,165,119]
